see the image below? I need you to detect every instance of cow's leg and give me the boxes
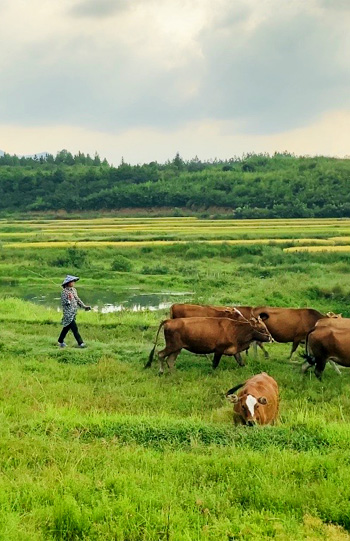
[252,341,258,357]
[212,352,223,369]
[157,350,166,375]
[158,346,176,375]
[234,352,245,367]
[289,339,300,361]
[166,351,180,372]
[257,342,269,359]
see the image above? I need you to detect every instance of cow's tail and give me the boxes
[169,304,174,319]
[301,329,316,365]
[226,381,245,397]
[145,320,167,368]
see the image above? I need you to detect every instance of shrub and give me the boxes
[141,264,169,275]
[111,255,133,272]
[51,247,89,269]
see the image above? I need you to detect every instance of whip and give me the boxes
[27,268,61,287]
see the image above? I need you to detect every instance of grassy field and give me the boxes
[1,217,350,540]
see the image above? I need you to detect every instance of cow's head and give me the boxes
[226,391,268,425]
[249,316,273,343]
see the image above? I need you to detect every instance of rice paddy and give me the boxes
[2,217,350,249]
[285,245,350,253]
[2,238,337,249]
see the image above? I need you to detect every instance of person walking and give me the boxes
[58,275,91,348]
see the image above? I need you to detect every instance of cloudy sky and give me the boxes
[0,0,349,164]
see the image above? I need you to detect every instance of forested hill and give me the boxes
[0,150,350,218]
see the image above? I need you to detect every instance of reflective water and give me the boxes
[22,288,193,313]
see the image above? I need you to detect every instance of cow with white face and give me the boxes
[226,372,279,426]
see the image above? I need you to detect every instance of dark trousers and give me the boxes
[58,319,83,345]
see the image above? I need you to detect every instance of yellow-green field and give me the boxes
[1,217,350,249]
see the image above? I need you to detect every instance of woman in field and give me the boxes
[58,275,91,348]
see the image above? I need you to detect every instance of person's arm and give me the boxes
[73,288,91,310]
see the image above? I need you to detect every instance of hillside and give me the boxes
[0,150,350,217]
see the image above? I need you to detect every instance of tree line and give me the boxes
[0,150,349,217]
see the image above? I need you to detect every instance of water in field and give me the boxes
[22,288,193,313]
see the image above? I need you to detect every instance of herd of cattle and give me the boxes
[145,303,349,426]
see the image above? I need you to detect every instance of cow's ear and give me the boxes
[258,396,268,405]
[259,313,269,321]
[227,394,239,404]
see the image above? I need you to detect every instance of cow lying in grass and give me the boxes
[145,316,272,374]
[226,372,279,426]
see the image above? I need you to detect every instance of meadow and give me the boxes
[1,217,350,540]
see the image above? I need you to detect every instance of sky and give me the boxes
[0,0,349,165]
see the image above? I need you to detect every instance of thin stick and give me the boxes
[27,268,60,287]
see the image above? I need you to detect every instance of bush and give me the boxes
[111,255,133,272]
[141,264,169,275]
[51,247,89,269]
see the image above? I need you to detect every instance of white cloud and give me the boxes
[0,0,349,160]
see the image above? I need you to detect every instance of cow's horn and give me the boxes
[258,396,268,405]
[227,394,239,403]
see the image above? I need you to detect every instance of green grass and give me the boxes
[2,217,350,538]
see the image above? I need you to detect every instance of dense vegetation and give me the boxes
[1,150,350,217]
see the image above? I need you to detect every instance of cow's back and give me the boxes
[170,303,243,320]
[253,306,324,342]
[243,373,279,403]
[164,316,236,352]
[316,317,350,330]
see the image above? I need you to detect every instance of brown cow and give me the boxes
[226,372,279,426]
[145,317,272,374]
[251,306,331,359]
[302,317,349,379]
[170,304,251,365]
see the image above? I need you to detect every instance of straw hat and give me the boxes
[61,274,80,286]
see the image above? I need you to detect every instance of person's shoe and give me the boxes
[79,342,86,348]
[58,342,67,348]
